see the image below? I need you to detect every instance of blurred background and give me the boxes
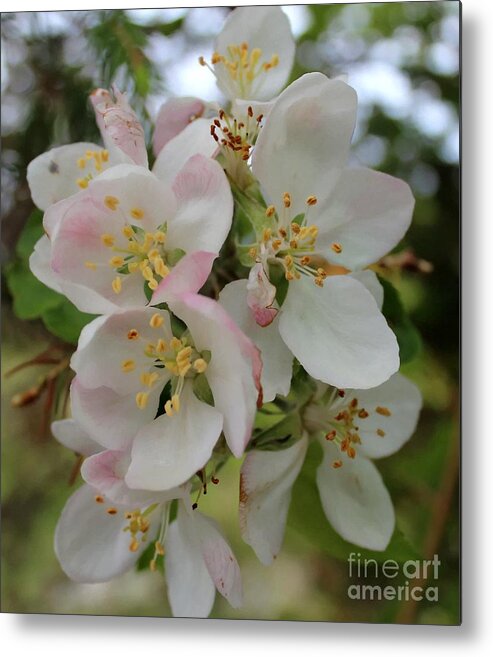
[1,2,460,624]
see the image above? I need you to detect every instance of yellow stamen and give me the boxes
[121,359,136,373]
[331,242,343,254]
[150,313,164,328]
[104,195,119,211]
[131,207,144,220]
[84,261,97,271]
[136,391,149,409]
[306,195,318,206]
[127,329,139,340]
[106,507,118,515]
[101,233,115,247]
[112,277,122,294]
[171,394,181,413]
[376,406,392,417]
[164,400,174,417]
[377,428,386,437]
[110,256,125,268]
[77,178,89,189]
[193,358,207,373]
[77,158,86,169]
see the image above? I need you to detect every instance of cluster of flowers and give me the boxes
[26,7,422,617]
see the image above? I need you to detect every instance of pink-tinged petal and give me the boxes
[70,309,172,395]
[219,280,292,402]
[240,436,308,565]
[192,511,242,609]
[167,154,233,254]
[168,293,262,457]
[29,235,62,293]
[150,251,216,305]
[90,87,148,167]
[49,167,176,312]
[315,168,415,270]
[27,142,107,211]
[51,418,101,456]
[317,441,395,551]
[252,73,357,218]
[214,6,294,102]
[70,378,161,451]
[125,383,223,491]
[165,505,216,617]
[279,275,399,390]
[152,118,218,187]
[246,263,278,327]
[54,484,157,583]
[335,373,422,460]
[81,449,180,507]
[153,97,207,155]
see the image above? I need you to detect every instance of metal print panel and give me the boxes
[1,2,460,625]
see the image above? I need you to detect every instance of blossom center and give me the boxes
[75,148,110,189]
[200,42,279,99]
[122,314,210,417]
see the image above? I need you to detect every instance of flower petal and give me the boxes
[51,418,101,456]
[49,167,176,312]
[349,269,384,309]
[169,293,262,457]
[192,510,243,609]
[153,97,208,155]
[167,154,233,254]
[81,449,180,506]
[54,484,154,583]
[279,275,399,389]
[90,87,148,167]
[214,6,294,101]
[152,118,218,187]
[27,142,107,211]
[151,251,216,305]
[252,73,357,218]
[29,235,62,293]
[246,263,278,327]
[338,373,422,459]
[219,280,292,402]
[125,383,223,491]
[70,378,161,451]
[239,436,308,565]
[70,309,172,395]
[315,168,415,270]
[316,441,395,550]
[165,506,216,617]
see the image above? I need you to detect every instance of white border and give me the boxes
[2,0,492,654]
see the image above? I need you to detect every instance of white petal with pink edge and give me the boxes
[152,118,218,187]
[167,154,233,255]
[153,97,209,155]
[168,293,262,457]
[219,280,292,402]
[240,435,308,565]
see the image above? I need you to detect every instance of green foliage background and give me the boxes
[1,3,459,624]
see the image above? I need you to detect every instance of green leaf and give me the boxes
[379,277,422,364]
[15,209,44,259]
[5,260,63,320]
[192,373,215,407]
[269,261,289,307]
[250,412,302,451]
[288,441,420,562]
[42,300,96,345]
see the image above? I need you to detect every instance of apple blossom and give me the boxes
[239,373,422,563]
[69,296,261,490]
[33,154,232,314]
[199,6,294,104]
[230,72,415,389]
